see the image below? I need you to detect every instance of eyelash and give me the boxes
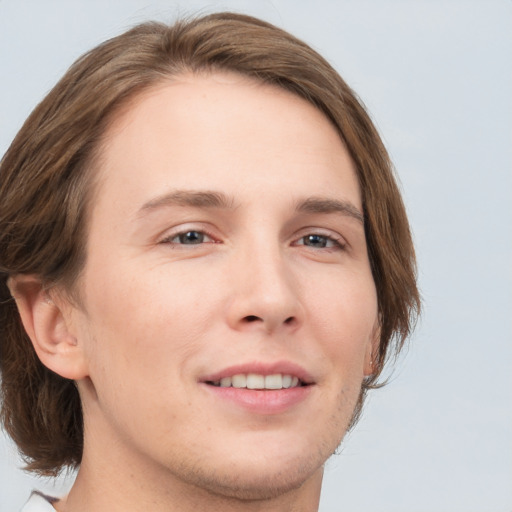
[159,229,345,251]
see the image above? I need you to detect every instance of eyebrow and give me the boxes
[295,197,364,224]
[137,189,364,224]
[138,190,236,215]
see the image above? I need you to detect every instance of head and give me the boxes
[0,12,419,484]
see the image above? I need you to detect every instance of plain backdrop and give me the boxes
[1,1,511,511]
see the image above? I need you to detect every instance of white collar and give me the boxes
[21,492,58,512]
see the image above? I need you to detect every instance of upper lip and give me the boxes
[199,361,315,385]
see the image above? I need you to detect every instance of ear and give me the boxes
[363,318,381,377]
[7,275,89,380]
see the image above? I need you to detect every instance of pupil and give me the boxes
[180,231,203,244]
[306,235,327,248]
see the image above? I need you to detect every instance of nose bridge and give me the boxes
[227,229,301,332]
[248,243,293,302]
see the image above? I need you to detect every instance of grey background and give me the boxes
[1,1,511,511]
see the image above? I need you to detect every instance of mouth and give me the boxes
[206,373,309,390]
[200,363,314,414]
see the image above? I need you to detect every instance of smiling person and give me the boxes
[0,12,419,512]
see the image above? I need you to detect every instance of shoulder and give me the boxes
[21,492,58,512]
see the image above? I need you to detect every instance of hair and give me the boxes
[0,12,420,475]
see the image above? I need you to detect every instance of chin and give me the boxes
[171,434,334,503]
[190,458,323,502]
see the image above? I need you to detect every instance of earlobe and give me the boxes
[7,275,88,380]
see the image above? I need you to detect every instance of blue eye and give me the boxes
[297,234,343,249]
[166,231,212,245]
[303,234,328,248]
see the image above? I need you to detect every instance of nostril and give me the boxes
[243,315,296,325]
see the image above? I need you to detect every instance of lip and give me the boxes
[199,361,315,415]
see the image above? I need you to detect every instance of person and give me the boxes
[0,12,420,512]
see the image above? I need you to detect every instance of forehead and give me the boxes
[93,71,360,217]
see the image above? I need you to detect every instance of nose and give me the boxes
[225,243,303,335]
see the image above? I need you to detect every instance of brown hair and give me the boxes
[0,12,420,475]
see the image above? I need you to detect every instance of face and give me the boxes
[70,72,379,499]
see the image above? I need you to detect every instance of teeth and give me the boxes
[232,374,246,388]
[265,374,282,389]
[220,377,232,387]
[247,374,265,389]
[211,373,302,390]
[282,375,292,388]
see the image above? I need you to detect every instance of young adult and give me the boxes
[0,12,420,512]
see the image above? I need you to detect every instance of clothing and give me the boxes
[21,492,57,512]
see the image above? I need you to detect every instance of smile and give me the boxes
[200,363,314,414]
[208,373,303,390]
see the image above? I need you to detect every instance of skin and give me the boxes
[14,72,379,512]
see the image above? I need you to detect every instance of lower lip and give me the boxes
[201,384,312,415]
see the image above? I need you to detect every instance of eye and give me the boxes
[295,233,345,250]
[162,230,214,245]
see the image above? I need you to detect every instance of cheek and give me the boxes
[305,268,378,370]
[80,264,220,380]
